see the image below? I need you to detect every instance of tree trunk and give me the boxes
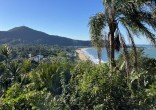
[108,4,116,67]
[110,31,115,67]
[132,45,137,69]
[97,49,101,64]
[109,22,116,67]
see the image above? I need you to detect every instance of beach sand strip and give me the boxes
[76,49,89,61]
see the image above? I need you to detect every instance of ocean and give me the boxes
[81,45,156,64]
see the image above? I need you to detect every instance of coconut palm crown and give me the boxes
[89,0,156,68]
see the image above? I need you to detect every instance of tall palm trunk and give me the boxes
[97,48,102,64]
[109,21,116,66]
[108,4,117,67]
[110,30,115,66]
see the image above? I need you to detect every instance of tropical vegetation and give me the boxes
[0,0,156,109]
[0,45,155,110]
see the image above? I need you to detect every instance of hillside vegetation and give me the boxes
[0,26,91,46]
[0,45,156,110]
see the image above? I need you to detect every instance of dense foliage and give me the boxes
[0,45,156,110]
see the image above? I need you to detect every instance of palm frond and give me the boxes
[104,32,110,58]
[120,16,156,46]
[124,25,138,68]
[103,0,114,7]
[89,13,106,47]
[89,13,106,62]
[152,7,156,18]
[132,21,156,45]
[1,45,12,59]
[135,0,156,6]
[119,0,156,29]
[89,13,106,36]
[131,10,156,31]
[118,32,130,74]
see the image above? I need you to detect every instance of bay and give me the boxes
[82,45,156,64]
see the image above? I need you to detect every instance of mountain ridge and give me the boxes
[0,26,91,46]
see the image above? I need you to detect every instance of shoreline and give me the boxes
[76,48,90,61]
[76,48,106,64]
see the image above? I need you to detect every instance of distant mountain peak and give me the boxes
[8,26,33,32]
[0,26,91,46]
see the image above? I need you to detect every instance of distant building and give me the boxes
[29,54,44,62]
[28,54,31,58]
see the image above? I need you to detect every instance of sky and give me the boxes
[0,0,151,44]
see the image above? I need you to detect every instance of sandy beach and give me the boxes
[76,48,106,64]
[76,49,89,61]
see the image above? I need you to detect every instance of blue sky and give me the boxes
[0,0,150,44]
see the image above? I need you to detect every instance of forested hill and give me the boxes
[0,26,91,46]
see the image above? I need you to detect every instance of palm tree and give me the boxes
[8,60,21,83]
[90,30,103,64]
[1,45,12,65]
[89,0,156,68]
[0,45,12,94]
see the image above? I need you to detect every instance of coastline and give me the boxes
[76,48,107,64]
[76,48,89,61]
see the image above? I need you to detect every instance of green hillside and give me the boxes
[0,26,91,46]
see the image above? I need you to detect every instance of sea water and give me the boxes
[82,45,156,64]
